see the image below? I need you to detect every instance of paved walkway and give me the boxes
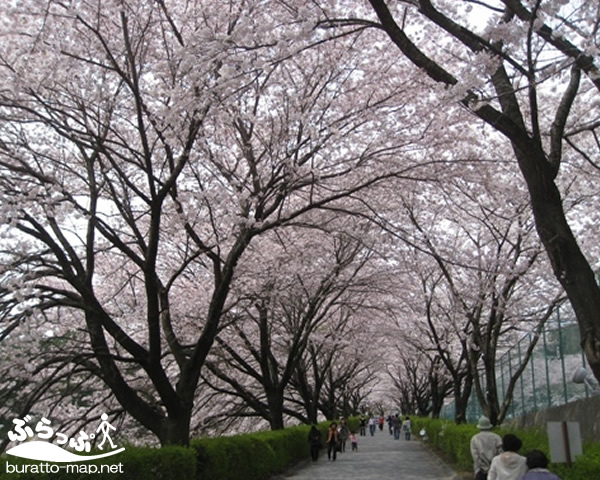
[275,429,461,480]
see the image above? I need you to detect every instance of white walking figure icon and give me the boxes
[96,413,117,450]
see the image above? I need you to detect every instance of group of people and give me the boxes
[389,414,412,440]
[358,413,412,440]
[309,413,414,463]
[471,416,561,480]
[310,413,561,479]
[308,419,358,462]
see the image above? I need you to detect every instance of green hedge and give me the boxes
[411,417,600,480]
[345,417,360,434]
[192,423,327,480]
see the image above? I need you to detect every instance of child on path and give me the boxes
[350,431,358,451]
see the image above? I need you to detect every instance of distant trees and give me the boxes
[388,348,453,417]
[379,154,567,423]
[204,231,379,429]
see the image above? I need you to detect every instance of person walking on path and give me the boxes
[488,434,527,480]
[402,416,412,440]
[359,414,367,436]
[520,450,562,480]
[378,415,385,432]
[470,416,503,480]
[275,421,461,480]
[308,425,322,462]
[368,416,377,436]
[326,422,340,461]
[338,419,349,452]
[392,414,401,440]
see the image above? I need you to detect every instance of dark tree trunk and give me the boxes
[487,64,600,385]
[454,373,473,424]
[291,365,320,424]
[519,149,600,382]
[429,371,451,419]
[265,388,285,430]
[159,409,192,446]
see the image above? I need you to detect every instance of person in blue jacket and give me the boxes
[520,450,561,480]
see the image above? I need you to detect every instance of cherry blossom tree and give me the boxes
[316,339,376,420]
[0,0,427,445]
[0,308,128,451]
[387,347,452,417]
[404,262,476,422]
[378,147,567,423]
[315,0,600,383]
[287,318,381,423]
[203,229,378,429]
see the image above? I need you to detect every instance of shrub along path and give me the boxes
[272,427,460,480]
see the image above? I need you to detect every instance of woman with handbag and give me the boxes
[326,422,339,461]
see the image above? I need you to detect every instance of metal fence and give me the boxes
[441,305,599,422]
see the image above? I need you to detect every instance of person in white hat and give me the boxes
[470,416,503,480]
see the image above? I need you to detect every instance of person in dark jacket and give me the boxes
[308,425,322,462]
[338,419,349,452]
[520,450,562,480]
[359,414,367,436]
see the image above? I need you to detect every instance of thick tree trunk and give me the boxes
[159,410,192,447]
[485,105,600,387]
[307,405,319,425]
[295,380,319,424]
[319,391,337,421]
[430,397,443,419]
[291,362,322,425]
[484,53,600,390]
[454,398,467,424]
[429,373,448,419]
[519,148,600,381]
[453,374,473,424]
[483,379,501,427]
[266,389,285,430]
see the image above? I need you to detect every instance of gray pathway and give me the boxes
[275,429,460,480]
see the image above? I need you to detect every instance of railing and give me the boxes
[441,305,599,422]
